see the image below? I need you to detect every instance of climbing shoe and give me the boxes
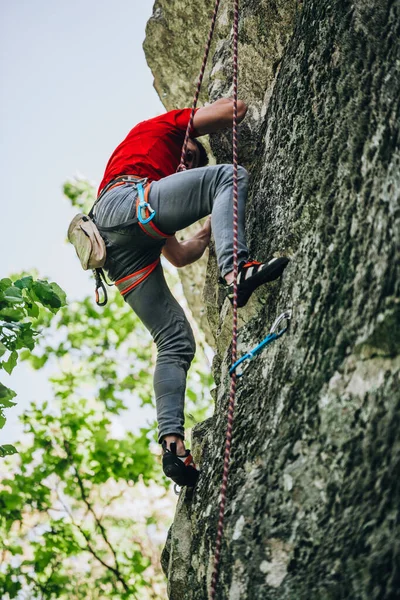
[162,441,199,488]
[225,257,289,308]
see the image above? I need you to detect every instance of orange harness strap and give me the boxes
[115,258,160,297]
[136,183,174,240]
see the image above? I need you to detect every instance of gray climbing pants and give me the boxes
[95,164,249,442]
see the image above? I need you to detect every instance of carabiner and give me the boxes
[137,182,156,224]
[270,309,292,337]
[94,270,108,306]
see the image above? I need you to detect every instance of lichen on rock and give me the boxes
[144,0,400,598]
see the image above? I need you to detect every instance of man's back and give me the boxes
[98,108,198,194]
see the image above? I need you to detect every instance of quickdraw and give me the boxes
[229,310,292,377]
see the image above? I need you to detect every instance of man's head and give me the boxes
[184,138,209,170]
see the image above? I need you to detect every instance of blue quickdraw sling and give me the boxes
[229,310,292,378]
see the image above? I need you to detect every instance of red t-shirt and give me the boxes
[98,108,198,195]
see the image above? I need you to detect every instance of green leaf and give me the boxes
[26,302,39,318]
[14,276,33,290]
[0,307,25,321]
[32,281,62,309]
[0,444,17,457]
[50,282,67,306]
[29,354,48,370]
[0,382,17,407]
[0,342,7,357]
[2,351,18,374]
[14,322,36,351]
[0,278,13,291]
[187,389,196,402]
[2,287,24,304]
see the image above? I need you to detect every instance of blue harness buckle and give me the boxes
[229,309,292,378]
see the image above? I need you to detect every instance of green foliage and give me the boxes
[1,280,213,598]
[21,292,155,415]
[0,275,66,436]
[1,177,214,598]
[0,394,164,599]
[63,176,97,213]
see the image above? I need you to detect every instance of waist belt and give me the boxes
[115,258,160,296]
[93,175,173,241]
[96,175,145,203]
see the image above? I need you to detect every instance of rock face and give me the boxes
[144,1,400,599]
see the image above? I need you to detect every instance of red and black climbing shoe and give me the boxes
[162,441,199,488]
[226,257,290,308]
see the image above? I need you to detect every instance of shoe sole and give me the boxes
[163,455,199,487]
[237,257,290,307]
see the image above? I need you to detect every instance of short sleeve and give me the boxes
[167,108,200,137]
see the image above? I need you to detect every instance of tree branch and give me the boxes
[61,440,133,596]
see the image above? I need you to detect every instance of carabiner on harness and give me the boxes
[137,181,156,225]
[229,309,292,378]
[94,269,108,307]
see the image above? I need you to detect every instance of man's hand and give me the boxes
[193,98,247,136]
[162,217,212,268]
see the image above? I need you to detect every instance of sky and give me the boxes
[0,0,165,443]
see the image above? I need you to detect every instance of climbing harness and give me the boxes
[134,184,173,241]
[88,175,172,305]
[115,258,160,297]
[229,310,292,377]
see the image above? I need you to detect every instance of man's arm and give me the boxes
[162,217,212,268]
[193,98,247,136]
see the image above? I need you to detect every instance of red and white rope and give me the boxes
[177,0,222,172]
[210,0,240,597]
[177,1,241,595]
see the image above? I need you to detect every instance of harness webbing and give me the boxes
[209,1,240,597]
[115,258,160,296]
[135,185,173,240]
[178,0,222,172]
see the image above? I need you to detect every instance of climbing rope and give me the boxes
[178,1,289,596]
[177,0,222,172]
[210,0,240,597]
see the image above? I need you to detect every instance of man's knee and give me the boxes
[238,165,249,183]
[156,317,196,368]
[179,320,196,368]
[217,164,248,183]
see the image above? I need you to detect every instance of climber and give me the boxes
[93,97,289,487]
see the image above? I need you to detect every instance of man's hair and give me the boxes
[192,139,209,167]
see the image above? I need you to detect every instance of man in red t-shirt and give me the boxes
[94,98,289,487]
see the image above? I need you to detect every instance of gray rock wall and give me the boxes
[144,1,400,598]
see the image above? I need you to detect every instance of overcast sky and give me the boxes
[0,0,165,443]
